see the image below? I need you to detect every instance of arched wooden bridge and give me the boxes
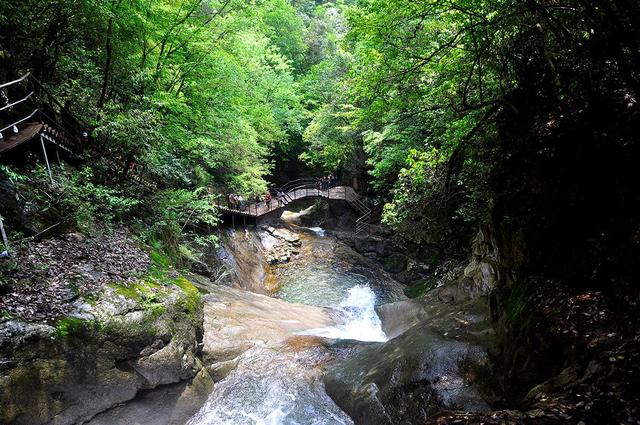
[216,178,372,235]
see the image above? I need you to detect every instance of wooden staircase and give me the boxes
[40,124,81,155]
[0,72,85,158]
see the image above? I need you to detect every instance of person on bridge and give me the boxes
[238,195,246,211]
[265,192,272,208]
[277,190,284,207]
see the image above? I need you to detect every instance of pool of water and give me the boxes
[274,230,403,307]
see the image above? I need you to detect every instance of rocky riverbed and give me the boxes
[0,217,500,425]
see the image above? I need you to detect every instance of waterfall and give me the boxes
[300,285,387,343]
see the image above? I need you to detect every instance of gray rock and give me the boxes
[380,252,408,274]
[325,292,496,425]
[271,228,301,244]
[132,340,194,388]
[0,278,204,425]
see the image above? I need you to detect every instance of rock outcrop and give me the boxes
[200,285,337,380]
[216,229,269,294]
[336,232,443,294]
[324,284,497,425]
[259,226,302,265]
[0,282,208,425]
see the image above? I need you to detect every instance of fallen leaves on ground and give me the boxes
[0,229,151,322]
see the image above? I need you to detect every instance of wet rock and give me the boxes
[376,299,429,339]
[257,225,304,266]
[325,326,493,424]
[207,358,239,382]
[271,228,301,245]
[218,229,269,294]
[380,252,408,274]
[325,286,496,424]
[200,285,338,372]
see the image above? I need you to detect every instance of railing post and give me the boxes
[39,135,54,184]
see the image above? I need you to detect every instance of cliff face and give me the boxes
[436,59,640,422]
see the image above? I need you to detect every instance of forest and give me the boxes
[1,0,639,424]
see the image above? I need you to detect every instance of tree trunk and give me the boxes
[98,0,123,108]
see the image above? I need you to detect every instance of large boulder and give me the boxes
[0,282,205,425]
[324,290,497,424]
[200,285,337,378]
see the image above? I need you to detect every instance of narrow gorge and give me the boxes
[1,0,639,423]
[1,203,499,424]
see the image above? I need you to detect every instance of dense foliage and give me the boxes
[1,2,639,422]
[1,0,639,270]
[0,0,340,256]
[300,0,640,259]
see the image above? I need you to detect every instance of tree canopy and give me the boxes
[1,0,639,257]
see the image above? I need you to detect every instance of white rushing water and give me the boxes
[186,348,353,425]
[306,227,326,237]
[300,285,387,343]
[188,231,394,425]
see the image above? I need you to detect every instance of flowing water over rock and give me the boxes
[87,225,494,425]
[187,347,352,425]
[188,228,405,425]
[299,285,387,342]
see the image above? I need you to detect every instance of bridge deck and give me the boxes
[0,123,43,154]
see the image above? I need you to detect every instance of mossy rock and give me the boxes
[404,277,438,298]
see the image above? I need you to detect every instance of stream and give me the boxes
[87,223,492,425]
[186,227,405,425]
